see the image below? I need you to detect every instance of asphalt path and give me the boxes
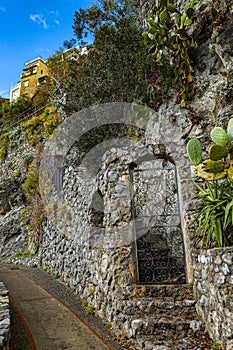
[0,266,119,350]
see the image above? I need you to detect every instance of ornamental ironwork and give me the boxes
[132,166,186,285]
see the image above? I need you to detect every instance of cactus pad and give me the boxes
[227,118,233,141]
[227,126,233,141]
[203,160,226,173]
[187,138,202,166]
[211,127,231,148]
[228,166,233,183]
[208,144,228,161]
[227,118,233,129]
[195,164,227,181]
[147,18,157,28]
[167,2,177,12]
[159,9,170,24]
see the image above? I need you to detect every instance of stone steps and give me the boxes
[121,298,197,318]
[130,335,211,350]
[119,284,212,349]
[131,284,193,300]
[130,316,204,338]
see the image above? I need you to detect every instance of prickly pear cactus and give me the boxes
[208,144,228,161]
[210,127,231,148]
[187,118,233,183]
[144,0,196,107]
[187,138,202,166]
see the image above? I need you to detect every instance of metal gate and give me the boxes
[131,166,186,285]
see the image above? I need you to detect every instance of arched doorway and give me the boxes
[131,159,186,284]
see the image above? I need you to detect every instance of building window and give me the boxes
[41,70,43,74]
[24,81,29,87]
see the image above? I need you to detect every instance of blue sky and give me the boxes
[0,0,93,98]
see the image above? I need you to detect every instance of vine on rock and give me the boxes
[22,148,45,252]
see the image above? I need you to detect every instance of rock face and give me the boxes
[0,207,30,261]
[0,138,35,261]
[0,178,25,215]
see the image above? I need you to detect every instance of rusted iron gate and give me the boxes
[131,166,186,285]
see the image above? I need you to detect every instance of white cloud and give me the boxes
[49,10,60,26]
[0,6,6,12]
[49,10,58,16]
[30,14,49,29]
[29,10,60,29]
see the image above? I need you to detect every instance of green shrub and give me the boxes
[105,321,112,329]
[102,308,107,317]
[14,251,36,258]
[22,164,39,195]
[85,304,95,315]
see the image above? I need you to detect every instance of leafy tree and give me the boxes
[44,0,163,114]
[72,0,137,45]
[0,98,9,109]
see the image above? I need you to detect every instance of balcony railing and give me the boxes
[25,59,40,70]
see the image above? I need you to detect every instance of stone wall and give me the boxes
[39,104,194,345]
[0,282,10,350]
[192,248,233,350]
[39,96,233,347]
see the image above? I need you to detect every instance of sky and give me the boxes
[0,0,93,98]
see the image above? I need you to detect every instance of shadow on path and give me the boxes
[9,303,32,350]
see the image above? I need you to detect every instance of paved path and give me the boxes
[0,266,113,350]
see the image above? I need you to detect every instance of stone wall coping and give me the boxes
[192,246,233,255]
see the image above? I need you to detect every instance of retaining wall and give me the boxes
[192,247,233,350]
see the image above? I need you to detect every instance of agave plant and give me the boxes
[190,180,233,248]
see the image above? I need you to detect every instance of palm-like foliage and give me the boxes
[190,180,233,248]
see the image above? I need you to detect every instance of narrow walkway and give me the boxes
[0,266,118,350]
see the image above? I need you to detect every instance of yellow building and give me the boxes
[20,57,48,98]
[10,57,48,102]
[10,49,86,102]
